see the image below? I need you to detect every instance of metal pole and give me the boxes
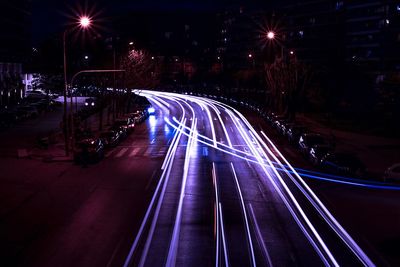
[113,41,116,122]
[63,30,69,156]
[69,83,74,153]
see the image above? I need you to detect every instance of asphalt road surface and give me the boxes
[1,91,398,267]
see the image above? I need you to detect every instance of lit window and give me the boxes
[336,1,344,10]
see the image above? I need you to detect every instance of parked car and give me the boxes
[286,125,307,144]
[16,106,39,118]
[279,121,296,136]
[320,152,366,178]
[110,124,127,139]
[309,145,333,166]
[129,110,145,124]
[25,90,47,100]
[267,113,285,124]
[29,101,48,113]
[74,138,104,163]
[272,118,287,131]
[114,118,135,133]
[99,130,120,148]
[298,133,330,155]
[383,163,400,182]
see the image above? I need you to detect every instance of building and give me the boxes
[282,0,400,76]
[0,0,31,107]
[281,0,345,70]
[216,6,268,72]
[345,1,400,74]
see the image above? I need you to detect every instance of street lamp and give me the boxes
[62,15,93,156]
[267,31,275,40]
[266,30,284,59]
[79,16,91,28]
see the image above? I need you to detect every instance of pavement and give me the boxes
[24,101,115,163]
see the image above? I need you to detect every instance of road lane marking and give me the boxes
[143,147,152,157]
[105,149,115,158]
[158,146,167,154]
[212,163,220,267]
[166,118,197,267]
[248,203,274,267]
[115,147,129,158]
[219,202,230,267]
[230,163,256,267]
[129,147,141,157]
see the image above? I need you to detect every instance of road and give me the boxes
[121,91,373,267]
[0,91,397,266]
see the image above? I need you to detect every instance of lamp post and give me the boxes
[266,30,284,59]
[62,16,92,156]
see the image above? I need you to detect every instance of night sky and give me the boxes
[31,0,279,44]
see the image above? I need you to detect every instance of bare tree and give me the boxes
[264,57,313,120]
[121,49,161,89]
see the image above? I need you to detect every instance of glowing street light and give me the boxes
[267,31,275,40]
[129,41,134,46]
[290,50,294,55]
[79,16,91,28]
[248,53,253,58]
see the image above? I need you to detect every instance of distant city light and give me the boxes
[248,53,252,58]
[217,56,220,60]
[267,31,275,39]
[290,50,294,55]
[385,19,390,24]
[129,41,134,45]
[151,56,155,60]
[84,55,89,60]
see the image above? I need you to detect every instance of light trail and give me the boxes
[134,91,375,266]
[212,163,220,267]
[137,120,186,267]
[123,116,184,267]
[166,117,198,267]
[123,94,187,267]
[230,163,257,267]
[222,103,336,265]
[248,203,274,267]
[260,131,374,266]
[167,114,400,191]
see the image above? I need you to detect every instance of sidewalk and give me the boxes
[28,106,112,162]
[296,114,400,178]
[29,95,137,162]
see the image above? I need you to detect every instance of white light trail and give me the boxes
[230,163,257,267]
